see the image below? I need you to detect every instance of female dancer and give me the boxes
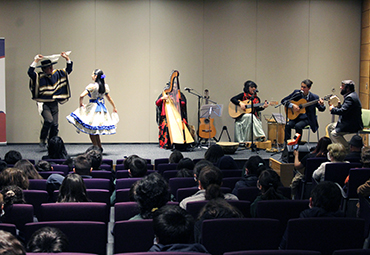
[67,69,118,151]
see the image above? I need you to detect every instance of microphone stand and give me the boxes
[249,93,258,153]
[185,89,203,146]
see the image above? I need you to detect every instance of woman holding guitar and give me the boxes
[281,79,325,144]
[230,80,268,143]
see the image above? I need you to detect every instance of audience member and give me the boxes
[312,143,348,183]
[14,159,43,180]
[180,165,238,209]
[0,160,7,172]
[35,160,52,172]
[42,136,69,160]
[176,169,193,178]
[194,198,243,243]
[149,204,208,253]
[204,144,224,164]
[250,169,287,217]
[232,155,266,196]
[57,173,90,202]
[0,168,29,190]
[215,155,239,170]
[193,160,213,182]
[176,157,195,171]
[128,156,147,177]
[27,226,69,253]
[169,150,184,164]
[0,230,26,255]
[86,146,103,170]
[1,185,26,208]
[130,172,169,220]
[123,154,139,170]
[345,134,363,161]
[4,150,22,165]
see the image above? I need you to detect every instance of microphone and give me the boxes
[184,87,192,91]
[255,89,259,93]
[300,90,304,94]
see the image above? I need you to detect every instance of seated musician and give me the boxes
[230,80,268,143]
[281,79,325,144]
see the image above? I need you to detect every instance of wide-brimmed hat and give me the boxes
[349,135,363,148]
[36,59,57,68]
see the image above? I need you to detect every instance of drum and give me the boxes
[268,122,285,145]
[216,142,239,154]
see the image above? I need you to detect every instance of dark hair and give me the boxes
[312,136,332,157]
[0,230,26,255]
[27,227,69,252]
[4,150,22,165]
[193,160,213,181]
[244,156,266,176]
[0,168,29,190]
[216,156,238,170]
[123,155,139,170]
[176,169,193,178]
[36,160,52,172]
[129,157,147,177]
[134,173,169,219]
[198,165,224,200]
[14,159,43,180]
[94,69,106,94]
[0,160,7,172]
[86,148,102,170]
[47,136,68,159]
[129,180,140,202]
[197,198,243,221]
[58,174,89,203]
[311,181,342,212]
[153,205,194,245]
[243,80,257,94]
[342,80,355,92]
[176,158,194,171]
[73,155,92,176]
[204,144,224,164]
[258,169,282,200]
[1,185,26,207]
[169,150,184,164]
[302,79,313,88]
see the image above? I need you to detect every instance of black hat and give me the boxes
[349,135,363,148]
[37,59,57,68]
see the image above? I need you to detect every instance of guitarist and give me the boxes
[230,80,268,143]
[281,79,325,144]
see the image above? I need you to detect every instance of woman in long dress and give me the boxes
[67,69,118,151]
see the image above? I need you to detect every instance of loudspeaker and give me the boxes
[281,144,312,163]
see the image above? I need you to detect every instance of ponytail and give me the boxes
[94,69,106,94]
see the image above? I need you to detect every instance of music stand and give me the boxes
[272,113,285,152]
[200,104,223,148]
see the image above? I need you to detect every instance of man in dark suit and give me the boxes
[281,79,326,143]
[328,80,363,151]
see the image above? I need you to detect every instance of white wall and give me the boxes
[0,0,362,144]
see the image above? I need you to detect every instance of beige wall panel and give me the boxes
[361,44,370,61]
[361,60,370,77]
[360,77,370,95]
[360,92,370,109]
[363,10,370,28]
[203,1,257,141]
[364,0,370,12]
[362,27,370,44]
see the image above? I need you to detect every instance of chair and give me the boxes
[157,163,178,175]
[38,171,64,179]
[28,179,47,190]
[222,177,242,189]
[116,158,151,165]
[51,164,70,175]
[324,163,361,187]
[168,177,197,199]
[285,218,365,255]
[114,202,140,221]
[116,188,131,202]
[224,251,321,255]
[256,200,310,238]
[201,218,280,255]
[116,170,155,178]
[332,250,370,255]
[2,204,34,232]
[358,196,370,247]
[0,223,16,236]
[86,189,110,204]
[236,187,261,202]
[193,158,203,164]
[344,168,370,215]
[28,253,98,255]
[90,170,112,179]
[177,186,232,203]
[25,221,107,255]
[99,164,112,171]
[23,190,49,219]
[300,157,328,199]
[163,170,179,181]
[358,109,370,135]
[39,202,109,223]
[83,178,111,191]
[154,158,169,170]
[113,219,154,253]
[44,159,67,164]
[116,178,142,189]
[186,200,251,219]
[221,169,243,178]
[102,158,113,167]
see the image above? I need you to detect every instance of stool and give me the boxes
[301,125,319,144]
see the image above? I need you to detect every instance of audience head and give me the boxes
[169,150,183,164]
[312,136,332,157]
[35,160,52,172]
[176,168,193,178]
[0,168,29,190]
[362,146,370,167]
[123,155,139,170]
[204,144,224,164]
[27,227,68,253]
[310,181,342,212]
[128,157,147,177]
[327,143,347,162]
[1,185,26,207]
[216,156,238,170]
[198,165,224,200]
[349,135,363,151]
[129,180,140,202]
[0,160,7,172]
[176,158,194,171]
[86,146,103,170]
[14,159,42,180]
[73,155,92,176]
[58,173,89,203]
[244,155,266,177]
[197,198,244,221]
[0,230,26,255]
[4,150,22,165]
[193,160,213,182]
[153,204,195,245]
[134,172,169,219]
[47,136,68,159]
[258,169,282,200]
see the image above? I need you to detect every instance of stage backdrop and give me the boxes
[0,38,5,144]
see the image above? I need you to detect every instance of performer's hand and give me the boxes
[80,103,85,108]
[263,100,269,108]
[239,102,246,110]
[113,108,118,113]
[293,150,299,156]
[61,52,70,61]
[318,98,324,105]
[292,104,300,112]
[34,54,43,63]
[329,105,334,111]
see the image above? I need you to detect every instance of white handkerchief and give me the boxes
[44,51,72,62]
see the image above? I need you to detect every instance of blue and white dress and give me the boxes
[66,83,118,135]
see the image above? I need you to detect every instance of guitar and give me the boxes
[325,95,340,137]
[199,89,217,139]
[228,100,278,119]
[286,94,332,120]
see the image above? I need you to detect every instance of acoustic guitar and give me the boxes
[199,89,217,139]
[228,100,278,119]
[286,94,332,120]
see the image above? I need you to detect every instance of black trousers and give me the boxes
[40,101,59,141]
[284,118,310,142]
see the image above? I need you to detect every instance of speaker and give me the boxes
[281,144,312,163]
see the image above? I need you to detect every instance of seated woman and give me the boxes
[250,169,287,217]
[0,168,29,190]
[312,143,348,183]
[14,159,43,180]
[57,174,90,203]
